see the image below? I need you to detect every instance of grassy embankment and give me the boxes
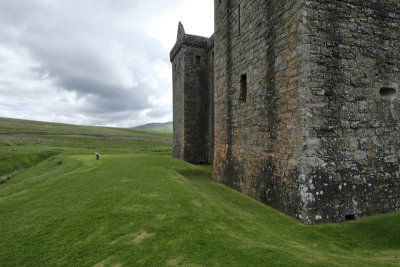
[0,117,399,266]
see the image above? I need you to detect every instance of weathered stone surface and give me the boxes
[170,23,214,164]
[213,0,305,222]
[171,0,400,224]
[297,0,400,224]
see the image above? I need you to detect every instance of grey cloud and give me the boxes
[78,83,152,114]
[0,0,181,126]
[146,106,172,119]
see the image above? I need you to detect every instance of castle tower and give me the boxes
[170,22,214,164]
[213,0,400,224]
[171,0,400,224]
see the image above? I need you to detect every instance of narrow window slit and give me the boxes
[240,74,247,102]
[380,87,396,97]
[195,55,201,65]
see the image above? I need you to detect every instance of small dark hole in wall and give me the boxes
[345,214,356,221]
[240,74,247,102]
[380,87,396,97]
[195,55,201,65]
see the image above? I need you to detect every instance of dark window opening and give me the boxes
[195,55,201,65]
[345,214,356,221]
[380,87,396,97]
[240,74,247,102]
[238,4,241,35]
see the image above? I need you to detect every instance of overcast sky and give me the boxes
[0,0,214,127]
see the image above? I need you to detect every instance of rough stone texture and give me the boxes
[170,23,214,164]
[206,35,215,163]
[298,0,400,223]
[213,0,305,221]
[171,0,400,224]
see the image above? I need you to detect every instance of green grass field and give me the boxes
[0,117,399,266]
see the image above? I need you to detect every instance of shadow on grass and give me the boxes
[174,167,212,181]
[175,163,400,256]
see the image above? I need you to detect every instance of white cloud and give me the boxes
[0,0,214,127]
[147,0,214,50]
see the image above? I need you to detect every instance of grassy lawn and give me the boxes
[0,117,399,266]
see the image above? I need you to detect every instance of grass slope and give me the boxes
[0,148,60,182]
[0,117,399,266]
[0,117,172,154]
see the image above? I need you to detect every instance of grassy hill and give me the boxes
[0,117,400,266]
[0,117,172,182]
[133,121,172,132]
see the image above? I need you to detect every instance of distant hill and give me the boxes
[133,122,172,132]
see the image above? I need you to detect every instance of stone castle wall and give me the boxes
[171,24,214,164]
[297,0,400,223]
[213,0,306,220]
[171,0,400,224]
[206,36,215,163]
[172,42,185,159]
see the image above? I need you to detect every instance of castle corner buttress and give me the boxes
[171,0,400,224]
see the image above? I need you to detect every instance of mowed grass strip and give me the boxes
[1,154,400,266]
